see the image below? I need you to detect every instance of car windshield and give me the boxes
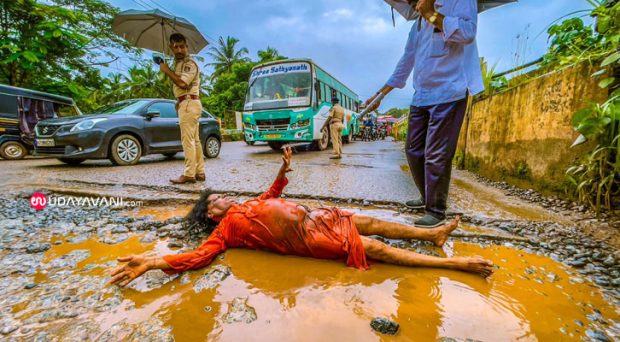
[245,62,311,111]
[94,100,150,114]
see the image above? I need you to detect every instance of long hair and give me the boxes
[183,189,219,240]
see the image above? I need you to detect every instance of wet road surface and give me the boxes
[1,139,619,341]
[0,139,588,222]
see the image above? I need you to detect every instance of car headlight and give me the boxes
[70,118,107,132]
[291,119,310,129]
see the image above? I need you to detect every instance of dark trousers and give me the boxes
[406,97,468,219]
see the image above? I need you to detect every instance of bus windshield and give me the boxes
[245,62,312,111]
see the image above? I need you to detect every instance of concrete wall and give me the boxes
[456,63,608,194]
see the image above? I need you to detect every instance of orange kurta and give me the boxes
[163,177,368,273]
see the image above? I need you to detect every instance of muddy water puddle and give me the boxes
[4,205,617,341]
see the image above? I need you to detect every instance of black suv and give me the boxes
[34,99,221,165]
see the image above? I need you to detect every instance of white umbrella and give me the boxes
[112,9,208,55]
[385,0,518,21]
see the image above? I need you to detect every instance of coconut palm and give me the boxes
[257,46,285,63]
[206,36,249,78]
[123,64,172,99]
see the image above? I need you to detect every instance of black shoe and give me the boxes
[414,214,446,228]
[405,198,425,209]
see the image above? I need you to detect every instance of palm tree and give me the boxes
[123,64,172,99]
[257,46,286,63]
[206,36,249,78]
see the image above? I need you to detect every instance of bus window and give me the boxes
[315,81,322,102]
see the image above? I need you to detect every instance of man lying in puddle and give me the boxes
[111,147,494,287]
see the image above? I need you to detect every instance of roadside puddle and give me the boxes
[6,206,618,341]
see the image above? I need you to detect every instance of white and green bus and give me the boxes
[242,59,361,150]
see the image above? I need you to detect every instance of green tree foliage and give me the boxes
[203,61,254,117]
[203,41,286,117]
[543,18,603,67]
[0,0,135,105]
[381,107,408,118]
[257,46,286,64]
[557,0,620,213]
[206,36,250,79]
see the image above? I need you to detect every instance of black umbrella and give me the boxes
[112,9,208,55]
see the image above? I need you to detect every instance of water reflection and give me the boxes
[19,224,619,341]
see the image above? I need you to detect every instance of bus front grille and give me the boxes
[256,118,290,132]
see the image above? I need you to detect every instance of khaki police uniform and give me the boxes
[174,56,205,178]
[329,103,345,157]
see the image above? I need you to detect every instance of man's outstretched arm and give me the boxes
[110,227,227,287]
[257,146,293,200]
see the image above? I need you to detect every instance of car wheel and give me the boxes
[162,152,177,158]
[109,134,142,166]
[311,127,329,151]
[0,141,27,160]
[58,158,86,165]
[204,136,221,158]
[268,141,284,151]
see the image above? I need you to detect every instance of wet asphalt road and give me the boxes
[0,138,590,227]
[0,139,421,204]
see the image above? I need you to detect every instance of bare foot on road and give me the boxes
[453,257,495,278]
[432,216,461,247]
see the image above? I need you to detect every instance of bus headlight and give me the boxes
[244,122,257,131]
[291,119,310,129]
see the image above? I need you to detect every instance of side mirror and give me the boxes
[145,110,160,120]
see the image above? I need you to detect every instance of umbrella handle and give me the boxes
[161,20,166,56]
[359,92,385,118]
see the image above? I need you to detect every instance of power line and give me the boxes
[147,0,174,15]
[130,0,149,9]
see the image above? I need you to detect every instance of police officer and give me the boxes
[159,33,205,184]
[322,96,344,159]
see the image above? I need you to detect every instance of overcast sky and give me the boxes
[105,0,592,110]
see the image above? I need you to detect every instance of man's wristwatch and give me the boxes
[428,12,439,25]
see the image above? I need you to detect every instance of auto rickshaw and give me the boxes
[0,84,81,160]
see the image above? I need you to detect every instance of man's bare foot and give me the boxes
[452,257,495,278]
[432,215,461,247]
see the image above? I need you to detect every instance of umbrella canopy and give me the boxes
[112,9,208,55]
[385,0,518,21]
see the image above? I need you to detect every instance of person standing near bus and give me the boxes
[363,0,483,228]
[158,33,206,184]
[322,96,345,159]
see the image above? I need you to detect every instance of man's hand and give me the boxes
[362,92,380,110]
[159,62,171,73]
[110,255,151,287]
[362,86,393,113]
[416,0,436,18]
[279,146,293,175]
